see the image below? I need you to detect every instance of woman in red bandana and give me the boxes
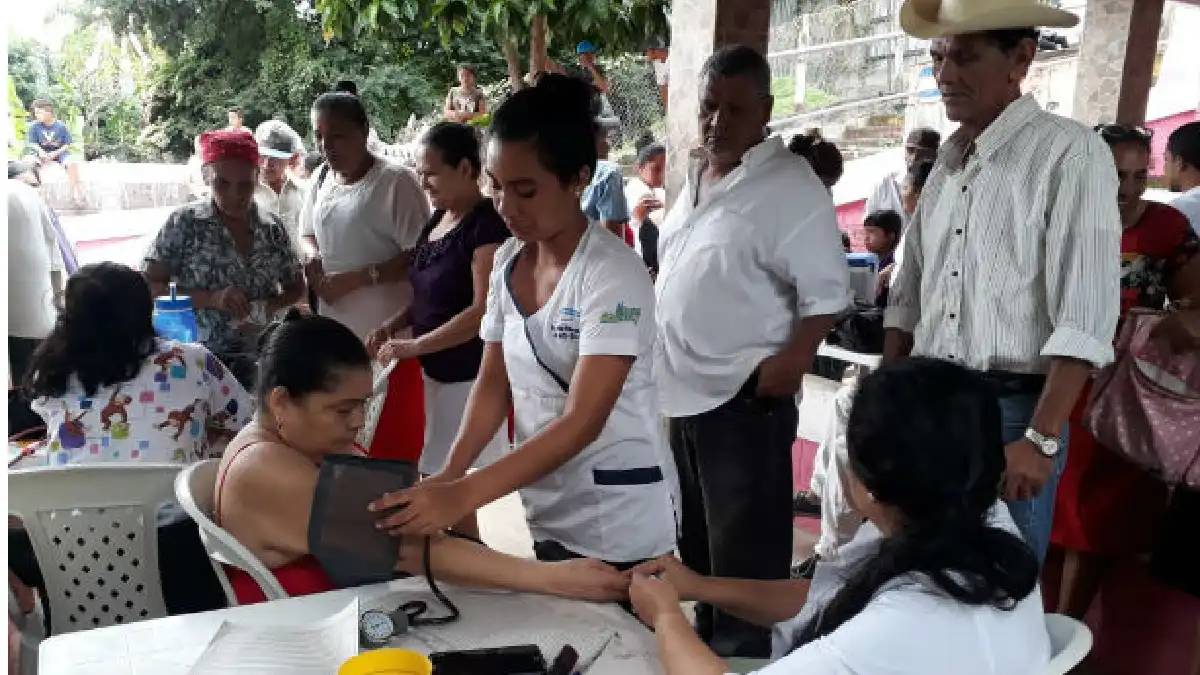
[143,129,305,386]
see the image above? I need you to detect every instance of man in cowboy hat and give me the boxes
[879,0,1122,563]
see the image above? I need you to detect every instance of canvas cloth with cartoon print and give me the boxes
[31,340,255,467]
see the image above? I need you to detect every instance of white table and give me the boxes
[38,577,664,675]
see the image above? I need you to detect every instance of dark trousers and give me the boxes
[668,376,799,658]
[9,515,227,633]
[9,337,44,438]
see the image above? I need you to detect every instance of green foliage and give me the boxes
[8,77,29,158]
[90,0,512,159]
[771,76,836,118]
[314,0,669,73]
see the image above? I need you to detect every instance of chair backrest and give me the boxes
[8,463,181,635]
[1042,613,1093,675]
[173,459,288,604]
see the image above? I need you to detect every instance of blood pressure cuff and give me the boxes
[308,454,418,589]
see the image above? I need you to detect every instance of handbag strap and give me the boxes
[505,250,571,393]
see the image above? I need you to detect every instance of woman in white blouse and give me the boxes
[631,358,1051,675]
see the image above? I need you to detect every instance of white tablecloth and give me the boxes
[38,577,664,675]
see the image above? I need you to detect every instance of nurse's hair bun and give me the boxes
[489,73,600,186]
[257,306,305,350]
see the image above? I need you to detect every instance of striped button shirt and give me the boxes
[884,95,1121,373]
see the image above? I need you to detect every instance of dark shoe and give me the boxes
[791,554,820,580]
[792,491,822,517]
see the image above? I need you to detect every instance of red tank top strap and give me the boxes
[214,440,265,526]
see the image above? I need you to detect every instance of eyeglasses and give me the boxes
[1093,124,1153,142]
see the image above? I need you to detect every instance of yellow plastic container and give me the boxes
[339,649,433,675]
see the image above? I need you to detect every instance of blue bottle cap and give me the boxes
[154,282,193,311]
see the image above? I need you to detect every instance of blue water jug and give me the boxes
[152,282,199,343]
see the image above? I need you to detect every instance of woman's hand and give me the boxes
[213,286,251,318]
[365,326,391,358]
[543,559,630,602]
[378,338,424,363]
[317,272,362,304]
[630,573,686,628]
[632,194,663,223]
[370,480,474,536]
[631,555,706,602]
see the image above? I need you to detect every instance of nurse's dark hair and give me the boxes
[256,310,371,405]
[423,121,482,178]
[789,129,844,187]
[488,73,598,186]
[700,45,772,98]
[311,92,369,132]
[905,159,935,193]
[25,263,157,399]
[789,358,1038,649]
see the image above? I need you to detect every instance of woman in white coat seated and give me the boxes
[630,357,1051,675]
[369,73,676,571]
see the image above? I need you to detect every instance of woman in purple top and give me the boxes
[367,122,511,478]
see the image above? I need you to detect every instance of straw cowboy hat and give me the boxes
[900,0,1078,38]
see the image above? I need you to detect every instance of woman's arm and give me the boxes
[635,556,810,628]
[397,536,627,602]
[408,243,500,356]
[225,444,321,564]
[653,614,729,675]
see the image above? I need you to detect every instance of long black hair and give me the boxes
[791,357,1038,648]
[488,73,598,186]
[24,263,157,398]
[255,310,371,406]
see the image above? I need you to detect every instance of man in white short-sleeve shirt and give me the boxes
[299,156,429,339]
[655,45,851,658]
[1165,122,1200,235]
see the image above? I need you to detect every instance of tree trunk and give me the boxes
[502,37,524,92]
[529,14,548,79]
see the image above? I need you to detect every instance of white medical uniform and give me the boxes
[756,504,1050,675]
[480,226,677,563]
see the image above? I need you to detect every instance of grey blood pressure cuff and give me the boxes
[308,454,418,589]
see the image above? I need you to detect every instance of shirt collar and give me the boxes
[687,135,785,186]
[943,94,1041,170]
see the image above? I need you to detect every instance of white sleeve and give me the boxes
[480,245,511,343]
[578,253,654,357]
[391,167,431,251]
[298,183,317,238]
[770,206,852,318]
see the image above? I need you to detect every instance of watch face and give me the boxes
[1040,438,1059,457]
[360,609,395,643]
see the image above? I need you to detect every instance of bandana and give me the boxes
[200,129,260,165]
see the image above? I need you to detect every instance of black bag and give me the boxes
[826,303,884,355]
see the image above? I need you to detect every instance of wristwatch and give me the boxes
[368,264,380,285]
[1024,428,1061,458]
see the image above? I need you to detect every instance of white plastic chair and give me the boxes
[1042,613,1093,675]
[8,463,181,635]
[173,459,288,605]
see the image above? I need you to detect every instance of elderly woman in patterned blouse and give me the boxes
[143,130,304,386]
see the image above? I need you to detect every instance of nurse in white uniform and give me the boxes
[371,73,676,567]
[628,359,1052,675]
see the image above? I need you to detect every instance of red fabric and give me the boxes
[200,129,259,165]
[1050,202,1193,555]
[225,557,335,604]
[367,358,426,462]
[622,223,635,247]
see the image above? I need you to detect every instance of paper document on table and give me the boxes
[187,599,360,674]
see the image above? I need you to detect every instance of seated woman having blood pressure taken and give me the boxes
[213,311,629,605]
[629,358,1052,675]
[370,73,677,570]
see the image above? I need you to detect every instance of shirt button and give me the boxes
[948,354,955,360]
[949,313,957,319]
[951,270,959,277]
[960,185,968,193]
[955,229,963,235]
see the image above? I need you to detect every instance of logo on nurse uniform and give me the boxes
[600,303,641,324]
[551,307,581,340]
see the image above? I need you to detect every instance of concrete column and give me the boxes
[664,0,772,205]
[1073,0,1164,126]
